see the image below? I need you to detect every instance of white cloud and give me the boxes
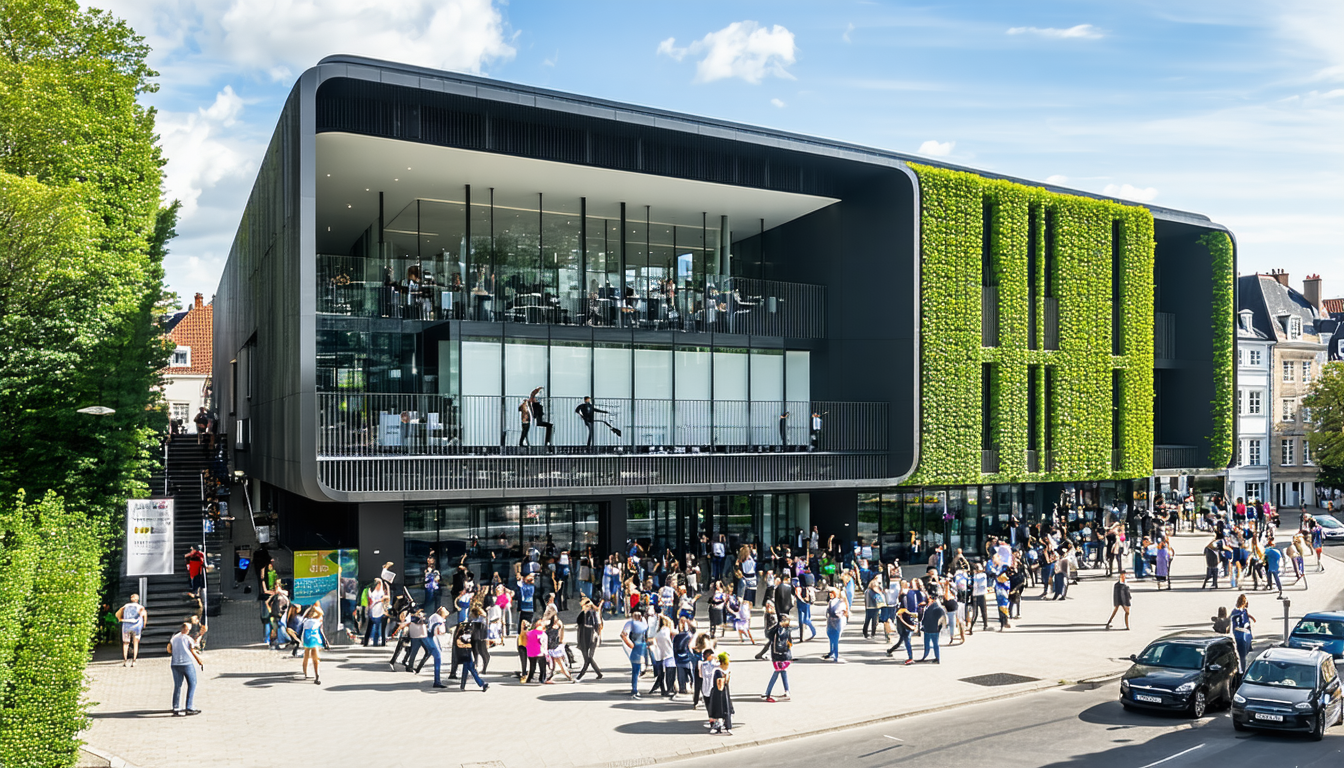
[1006,24,1103,40]
[771,98,786,108]
[657,21,797,84]
[1045,174,1069,185]
[156,86,257,220]
[843,22,855,43]
[1103,183,1159,202]
[918,140,955,157]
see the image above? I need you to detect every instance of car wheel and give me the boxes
[1188,690,1207,719]
[1312,713,1326,742]
[1232,719,1247,732]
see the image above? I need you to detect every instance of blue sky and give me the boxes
[88,0,1344,304]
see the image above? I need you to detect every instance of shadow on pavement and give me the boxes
[614,719,737,735]
[87,710,177,720]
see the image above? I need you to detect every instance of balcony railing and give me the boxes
[981,286,999,347]
[318,394,887,458]
[1154,444,1203,469]
[981,447,999,474]
[1155,312,1176,361]
[1043,297,1059,350]
[316,255,826,338]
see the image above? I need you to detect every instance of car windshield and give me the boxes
[1244,659,1318,688]
[1316,516,1343,529]
[1136,642,1205,670]
[1293,619,1344,639]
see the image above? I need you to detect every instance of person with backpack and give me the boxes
[821,587,849,662]
[454,619,488,691]
[762,613,793,702]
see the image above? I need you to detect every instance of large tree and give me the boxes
[1304,362,1344,490]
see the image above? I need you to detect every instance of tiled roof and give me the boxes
[164,300,212,376]
[1323,298,1344,316]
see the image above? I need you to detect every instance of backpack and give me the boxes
[771,627,792,657]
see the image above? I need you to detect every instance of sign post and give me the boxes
[126,499,174,616]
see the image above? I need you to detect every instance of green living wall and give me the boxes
[906,165,1156,486]
[1201,231,1235,469]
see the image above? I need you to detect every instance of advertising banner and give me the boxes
[125,499,174,576]
[293,549,359,642]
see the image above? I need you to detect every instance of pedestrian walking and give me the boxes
[300,604,328,685]
[672,617,696,699]
[730,593,754,645]
[167,622,204,716]
[364,578,388,646]
[1263,539,1284,598]
[886,602,918,664]
[1231,594,1256,672]
[648,613,675,696]
[524,618,548,684]
[184,545,206,598]
[994,571,1012,630]
[1153,540,1173,590]
[575,597,604,681]
[454,620,489,691]
[707,652,735,735]
[116,594,147,667]
[821,587,849,662]
[1289,534,1308,588]
[1105,571,1131,630]
[620,609,649,698]
[763,614,792,702]
[1201,538,1222,589]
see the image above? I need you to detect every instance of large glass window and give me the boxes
[549,341,591,398]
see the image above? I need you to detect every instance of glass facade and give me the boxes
[624,493,807,559]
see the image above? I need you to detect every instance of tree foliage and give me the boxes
[1304,363,1344,489]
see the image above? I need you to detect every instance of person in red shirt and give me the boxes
[185,546,206,597]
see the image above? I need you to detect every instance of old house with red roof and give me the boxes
[162,292,213,431]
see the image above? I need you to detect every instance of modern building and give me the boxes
[214,56,1236,585]
[1237,272,1331,508]
[162,292,214,428]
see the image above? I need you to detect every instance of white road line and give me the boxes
[883,735,903,741]
[1137,744,1204,768]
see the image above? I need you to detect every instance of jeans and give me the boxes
[797,603,816,640]
[424,587,440,612]
[1234,633,1252,672]
[712,555,725,581]
[1267,570,1282,593]
[459,654,485,689]
[413,637,441,685]
[630,643,646,693]
[862,608,878,637]
[171,663,198,711]
[366,616,386,646]
[920,632,940,662]
[826,624,841,660]
[765,668,790,697]
[579,581,593,601]
[889,630,913,659]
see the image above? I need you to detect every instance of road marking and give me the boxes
[883,735,903,741]
[1137,744,1203,768]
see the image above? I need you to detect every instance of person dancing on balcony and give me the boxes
[525,387,554,447]
[575,396,621,448]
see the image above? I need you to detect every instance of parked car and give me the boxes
[1119,632,1240,718]
[1287,612,1344,659]
[1232,646,1343,740]
[1312,514,1344,541]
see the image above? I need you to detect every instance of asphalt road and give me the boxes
[676,679,1343,768]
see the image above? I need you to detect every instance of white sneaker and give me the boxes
[834,658,847,664]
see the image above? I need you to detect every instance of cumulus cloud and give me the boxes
[771,98,786,108]
[1007,24,1103,39]
[918,140,955,157]
[1045,174,1069,185]
[156,86,257,220]
[1103,183,1159,202]
[657,21,796,84]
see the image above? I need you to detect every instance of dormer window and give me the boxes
[1288,315,1302,340]
[171,346,191,367]
[1239,310,1253,332]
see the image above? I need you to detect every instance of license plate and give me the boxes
[1256,713,1284,722]
[1135,695,1162,703]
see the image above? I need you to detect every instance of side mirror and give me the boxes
[1208,664,1223,673]
[1128,654,1138,663]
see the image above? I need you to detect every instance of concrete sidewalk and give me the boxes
[83,530,1344,768]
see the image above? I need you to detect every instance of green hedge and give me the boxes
[906,165,1155,486]
[1202,231,1235,468]
[0,491,103,768]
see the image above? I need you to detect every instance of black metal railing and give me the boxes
[1154,444,1203,469]
[317,394,887,457]
[317,254,827,338]
[981,447,999,474]
[1155,312,1176,361]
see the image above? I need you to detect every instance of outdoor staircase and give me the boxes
[114,437,229,652]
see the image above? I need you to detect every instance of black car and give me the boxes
[1119,632,1240,718]
[1232,647,1343,740]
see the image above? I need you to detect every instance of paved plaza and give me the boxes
[83,528,1344,768]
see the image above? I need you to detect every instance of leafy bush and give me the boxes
[1201,231,1235,468]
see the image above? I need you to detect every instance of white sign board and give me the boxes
[126,499,174,576]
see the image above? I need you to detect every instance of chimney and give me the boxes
[193,292,204,310]
[1268,269,1290,288]
[1304,274,1322,312]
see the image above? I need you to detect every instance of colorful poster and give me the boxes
[125,499,174,576]
[293,549,359,643]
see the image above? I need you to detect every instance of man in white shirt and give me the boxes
[168,622,204,715]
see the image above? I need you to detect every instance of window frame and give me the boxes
[1283,360,1295,382]
[170,345,191,367]
[1282,438,1295,466]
